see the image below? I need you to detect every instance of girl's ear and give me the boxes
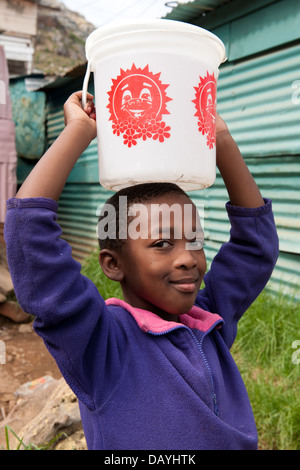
[99,249,124,282]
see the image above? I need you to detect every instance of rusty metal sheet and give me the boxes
[0,46,17,223]
[9,78,46,160]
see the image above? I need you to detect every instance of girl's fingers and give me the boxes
[68,91,94,107]
[89,108,96,121]
[84,99,95,114]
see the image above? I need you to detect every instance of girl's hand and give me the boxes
[64,91,97,141]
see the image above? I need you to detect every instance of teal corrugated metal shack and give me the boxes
[15,0,300,299]
[166,0,300,299]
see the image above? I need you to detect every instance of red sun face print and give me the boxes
[107,64,172,147]
[193,72,217,149]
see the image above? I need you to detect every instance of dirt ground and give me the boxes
[0,314,62,421]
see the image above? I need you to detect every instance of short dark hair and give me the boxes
[98,182,188,250]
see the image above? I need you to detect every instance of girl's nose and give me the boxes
[173,247,198,270]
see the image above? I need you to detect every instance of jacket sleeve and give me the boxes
[196,199,279,349]
[4,197,127,409]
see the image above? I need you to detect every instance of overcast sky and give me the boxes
[60,0,182,27]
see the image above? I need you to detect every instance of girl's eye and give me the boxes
[153,240,172,248]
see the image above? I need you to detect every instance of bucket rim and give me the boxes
[85,19,226,63]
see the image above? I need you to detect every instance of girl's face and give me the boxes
[118,193,207,322]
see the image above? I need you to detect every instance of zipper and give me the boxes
[149,324,220,416]
[187,328,219,416]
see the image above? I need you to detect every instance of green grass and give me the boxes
[81,249,123,300]
[2,426,65,450]
[232,290,300,450]
[81,250,300,450]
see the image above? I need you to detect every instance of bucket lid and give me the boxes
[85,19,226,64]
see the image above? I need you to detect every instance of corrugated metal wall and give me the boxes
[187,26,300,299]
[188,155,300,298]
[57,183,111,260]
[216,44,300,157]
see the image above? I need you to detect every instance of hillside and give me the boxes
[34,0,96,76]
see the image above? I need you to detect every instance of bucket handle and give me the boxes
[82,61,91,109]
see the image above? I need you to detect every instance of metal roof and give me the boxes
[163,0,233,22]
[37,63,88,91]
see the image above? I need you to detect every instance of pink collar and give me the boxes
[105,298,223,334]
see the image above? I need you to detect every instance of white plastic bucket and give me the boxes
[82,19,226,191]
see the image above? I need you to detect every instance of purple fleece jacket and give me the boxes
[4,197,278,450]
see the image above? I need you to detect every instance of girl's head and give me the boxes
[98,182,188,250]
[98,183,207,321]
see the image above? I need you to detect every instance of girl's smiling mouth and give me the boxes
[170,277,200,293]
